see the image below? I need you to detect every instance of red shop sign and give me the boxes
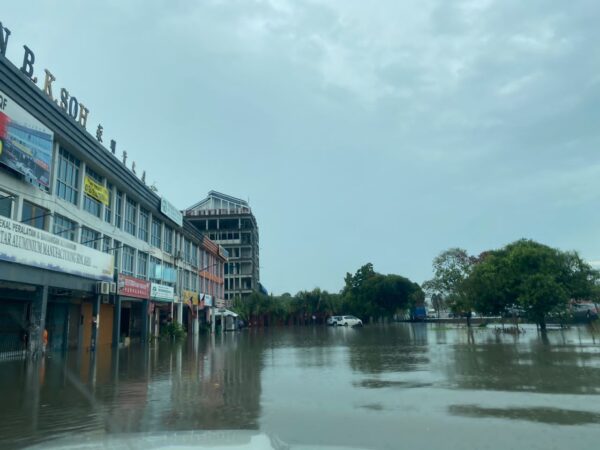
[118,274,151,299]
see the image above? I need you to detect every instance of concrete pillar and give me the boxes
[211,307,216,334]
[177,301,183,325]
[141,299,149,343]
[193,305,199,337]
[90,294,101,351]
[112,295,121,347]
[28,285,48,358]
[154,306,160,338]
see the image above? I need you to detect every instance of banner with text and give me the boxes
[0,216,113,281]
[151,283,174,302]
[118,275,150,299]
[84,176,109,206]
[182,290,199,306]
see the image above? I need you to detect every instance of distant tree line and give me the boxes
[422,239,599,330]
[232,263,424,326]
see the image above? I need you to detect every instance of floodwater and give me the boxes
[1,323,599,449]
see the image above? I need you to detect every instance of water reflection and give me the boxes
[446,329,600,394]
[0,324,599,450]
[0,333,263,449]
[346,324,429,374]
[449,404,600,426]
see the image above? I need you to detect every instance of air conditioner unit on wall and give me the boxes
[96,282,110,295]
[109,282,117,294]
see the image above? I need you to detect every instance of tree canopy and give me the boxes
[464,239,597,329]
[231,263,423,325]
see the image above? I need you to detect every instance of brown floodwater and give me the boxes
[0,323,599,449]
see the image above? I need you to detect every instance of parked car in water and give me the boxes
[327,316,342,326]
[334,315,363,327]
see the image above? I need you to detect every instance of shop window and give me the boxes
[103,236,112,253]
[83,166,103,218]
[21,201,49,231]
[138,208,149,242]
[151,218,162,248]
[113,240,121,271]
[115,191,123,228]
[184,239,191,264]
[0,192,13,218]
[191,243,198,267]
[163,226,173,254]
[122,245,135,276]
[53,214,77,241]
[81,227,100,250]
[124,198,137,236]
[104,183,113,223]
[137,252,148,279]
[56,147,80,205]
[149,256,162,281]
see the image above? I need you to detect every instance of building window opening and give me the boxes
[0,192,14,218]
[21,201,49,231]
[139,208,149,242]
[137,252,148,279]
[53,214,77,242]
[83,166,103,218]
[125,198,137,236]
[122,245,135,276]
[56,147,80,205]
[115,191,124,229]
[151,218,162,248]
[81,227,101,250]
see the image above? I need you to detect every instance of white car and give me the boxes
[335,315,363,327]
[327,316,342,326]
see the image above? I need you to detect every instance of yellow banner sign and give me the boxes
[182,290,199,305]
[84,176,109,206]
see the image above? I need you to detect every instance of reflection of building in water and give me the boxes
[138,336,263,431]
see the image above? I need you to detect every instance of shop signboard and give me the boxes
[0,89,54,189]
[182,290,199,306]
[0,215,113,281]
[118,275,150,299]
[203,294,213,307]
[84,176,109,205]
[151,282,174,302]
[160,197,182,227]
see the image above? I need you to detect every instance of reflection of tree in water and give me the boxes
[347,324,429,374]
[446,334,600,395]
[449,404,600,426]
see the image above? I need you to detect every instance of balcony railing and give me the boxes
[185,208,251,216]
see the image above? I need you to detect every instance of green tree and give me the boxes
[423,248,476,323]
[342,263,420,321]
[466,239,597,331]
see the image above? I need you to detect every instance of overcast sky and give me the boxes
[2,1,600,294]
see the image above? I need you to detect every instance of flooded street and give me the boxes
[1,324,599,449]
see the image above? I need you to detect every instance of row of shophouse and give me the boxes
[0,22,229,358]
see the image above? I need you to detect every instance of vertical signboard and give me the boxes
[0,89,53,189]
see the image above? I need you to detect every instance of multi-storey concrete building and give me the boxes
[185,191,261,301]
[0,23,226,358]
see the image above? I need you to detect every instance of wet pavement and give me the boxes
[0,323,599,449]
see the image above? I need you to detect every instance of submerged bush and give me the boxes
[163,322,186,340]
